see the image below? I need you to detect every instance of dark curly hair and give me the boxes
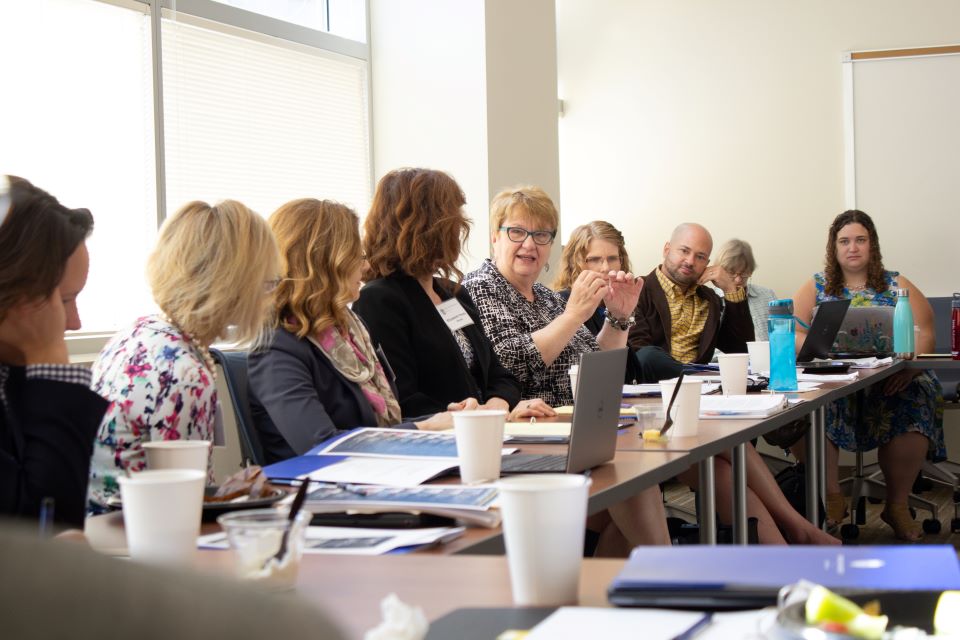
[363,168,470,283]
[823,209,886,297]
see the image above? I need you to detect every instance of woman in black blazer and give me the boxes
[0,176,108,528]
[353,168,549,420]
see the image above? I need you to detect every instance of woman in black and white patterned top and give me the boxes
[465,186,671,550]
[463,187,642,407]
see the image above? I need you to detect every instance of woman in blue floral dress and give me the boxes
[793,210,943,540]
[87,200,279,510]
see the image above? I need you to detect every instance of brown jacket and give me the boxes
[628,268,755,363]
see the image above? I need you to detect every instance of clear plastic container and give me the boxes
[218,508,312,590]
[768,299,798,392]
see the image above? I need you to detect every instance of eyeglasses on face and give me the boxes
[731,271,752,282]
[584,255,621,267]
[499,226,556,246]
[263,277,282,293]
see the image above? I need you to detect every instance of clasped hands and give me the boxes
[566,269,643,324]
[698,265,741,295]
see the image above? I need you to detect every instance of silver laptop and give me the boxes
[831,305,895,357]
[500,348,628,474]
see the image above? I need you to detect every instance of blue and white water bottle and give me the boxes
[768,299,798,392]
[893,288,915,360]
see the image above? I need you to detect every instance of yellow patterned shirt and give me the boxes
[654,267,747,363]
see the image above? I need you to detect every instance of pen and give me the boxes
[670,612,713,640]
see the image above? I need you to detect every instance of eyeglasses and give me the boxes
[499,226,556,246]
[263,277,282,293]
[584,255,621,267]
[731,272,752,282]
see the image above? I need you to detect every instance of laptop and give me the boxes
[500,348,627,474]
[831,305,895,358]
[796,298,852,363]
[607,545,960,611]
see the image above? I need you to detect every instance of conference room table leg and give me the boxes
[815,405,827,530]
[806,409,823,526]
[732,443,748,544]
[698,456,717,545]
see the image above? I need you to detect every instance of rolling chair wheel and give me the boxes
[923,519,942,535]
[840,523,859,540]
[950,518,960,533]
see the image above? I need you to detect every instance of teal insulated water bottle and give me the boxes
[768,299,798,392]
[893,288,915,360]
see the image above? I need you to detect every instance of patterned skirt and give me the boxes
[825,370,946,461]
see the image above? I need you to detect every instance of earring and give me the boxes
[544,262,550,273]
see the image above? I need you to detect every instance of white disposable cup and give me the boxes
[718,353,749,396]
[141,440,211,473]
[118,469,205,565]
[746,341,770,375]
[659,378,703,438]
[497,474,591,606]
[452,410,506,484]
[568,364,580,399]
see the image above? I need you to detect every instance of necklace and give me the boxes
[159,313,218,380]
[846,282,868,293]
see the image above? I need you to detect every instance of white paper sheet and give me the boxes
[198,525,464,555]
[526,607,774,639]
[304,457,458,487]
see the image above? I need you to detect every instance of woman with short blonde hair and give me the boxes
[88,200,279,509]
[713,238,776,341]
[249,197,451,464]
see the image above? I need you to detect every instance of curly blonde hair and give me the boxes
[270,199,363,338]
[148,200,278,347]
[552,220,631,291]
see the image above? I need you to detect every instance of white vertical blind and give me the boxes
[162,17,371,218]
[0,0,158,333]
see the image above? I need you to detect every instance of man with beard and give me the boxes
[628,223,754,382]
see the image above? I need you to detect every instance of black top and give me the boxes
[627,268,755,362]
[0,367,107,528]
[248,325,416,464]
[353,272,521,416]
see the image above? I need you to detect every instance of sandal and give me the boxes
[826,492,849,528]
[880,504,923,542]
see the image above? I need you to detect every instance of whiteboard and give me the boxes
[844,47,960,297]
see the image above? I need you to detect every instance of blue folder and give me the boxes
[608,545,960,610]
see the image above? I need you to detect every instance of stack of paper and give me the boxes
[304,484,501,528]
[623,382,721,397]
[198,525,465,555]
[842,356,894,369]
[797,371,859,382]
[699,394,787,419]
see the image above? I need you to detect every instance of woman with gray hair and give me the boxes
[712,238,777,340]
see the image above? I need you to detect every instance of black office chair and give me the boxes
[210,348,265,466]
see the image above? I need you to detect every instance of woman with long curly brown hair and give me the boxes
[248,198,451,464]
[792,209,943,540]
[354,168,542,419]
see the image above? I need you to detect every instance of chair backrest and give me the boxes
[209,348,265,466]
[928,296,953,353]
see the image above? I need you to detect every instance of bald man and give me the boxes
[628,223,754,382]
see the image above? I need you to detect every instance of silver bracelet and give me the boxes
[604,309,636,331]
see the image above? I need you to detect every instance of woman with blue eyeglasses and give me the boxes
[464,187,669,551]
[464,188,643,407]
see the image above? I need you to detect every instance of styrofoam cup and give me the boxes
[497,474,591,606]
[659,378,703,437]
[568,364,580,399]
[746,341,770,375]
[142,440,211,473]
[718,353,749,396]
[452,410,506,484]
[118,469,205,565]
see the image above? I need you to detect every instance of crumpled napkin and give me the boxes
[363,593,428,640]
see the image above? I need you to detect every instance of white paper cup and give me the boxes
[568,364,580,399]
[453,410,506,484]
[118,469,205,565]
[747,341,770,375]
[141,440,211,473]
[659,378,703,438]
[718,353,749,396]
[497,474,591,606]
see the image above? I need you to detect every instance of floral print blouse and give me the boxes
[87,315,217,510]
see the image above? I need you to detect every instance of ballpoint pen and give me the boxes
[669,612,713,640]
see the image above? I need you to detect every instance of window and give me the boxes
[0,0,371,343]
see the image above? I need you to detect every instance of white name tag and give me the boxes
[436,298,475,332]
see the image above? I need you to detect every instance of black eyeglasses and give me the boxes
[499,226,556,246]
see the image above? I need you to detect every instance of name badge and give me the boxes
[437,298,474,332]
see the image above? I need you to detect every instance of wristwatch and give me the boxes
[604,308,636,331]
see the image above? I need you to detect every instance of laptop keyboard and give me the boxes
[500,453,567,473]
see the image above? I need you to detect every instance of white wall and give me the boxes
[556,0,960,298]
[369,0,561,273]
